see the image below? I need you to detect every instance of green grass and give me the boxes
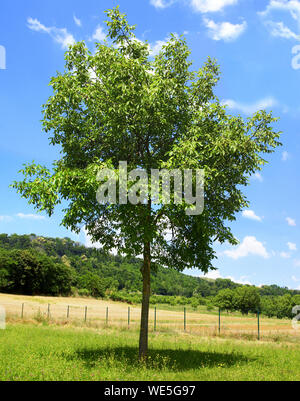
[1,323,300,381]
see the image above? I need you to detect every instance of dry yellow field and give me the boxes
[1,293,299,342]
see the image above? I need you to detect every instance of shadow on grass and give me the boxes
[66,346,253,371]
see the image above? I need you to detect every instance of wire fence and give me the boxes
[1,301,298,340]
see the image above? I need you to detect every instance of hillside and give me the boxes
[0,233,298,301]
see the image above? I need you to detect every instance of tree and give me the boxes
[0,248,74,296]
[214,288,234,312]
[12,7,281,360]
[274,294,293,319]
[78,272,105,298]
[233,287,261,315]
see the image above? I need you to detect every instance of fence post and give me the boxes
[128,307,130,328]
[21,303,24,319]
[154,307,157,332]
[257,309,260,341]
[47,304,50,319]
[85,306,87,322]
[106,307,108,325]
[67,305,70,319]
[184,307,186,332]
[219,308,221,335]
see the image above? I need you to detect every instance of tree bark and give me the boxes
[139,241,151,361]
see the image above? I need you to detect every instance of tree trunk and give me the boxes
[139,241,151,361]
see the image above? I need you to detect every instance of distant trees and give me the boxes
[232,287,261,315]
[214,286,260,315]
[0,248,74,296]
[77,272,105,298]
[214,289,234,312]
[260,294,300,319]
[1,233,300,321]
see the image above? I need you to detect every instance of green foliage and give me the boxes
[11,7,281,275]
[77,272,105,298]
[214,289,235,312]
[0,247,74,296]
[232,287,261,315]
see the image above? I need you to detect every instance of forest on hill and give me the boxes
[0,233,299,319]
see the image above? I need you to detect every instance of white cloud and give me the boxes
[27,17,75,50]
[191,0,238,13]
[279,242,297,258]
[265,20,299,39]
[286,217,296,226]
[222,96,278,114]
[149,32,189,56]
[84,229,118,255]
[259,0,300,21]
[233,276,253,285]
[288,242,297,251]
[84,230,102,249]
[224,236,270,260]
[27,18,50,33]
[202,270,252,285]
[203,270,222,280]
[91,25,106,42]
[242,210,262,222]
[204,18,247,41]
[259,1,300,40]
[149,34,179,56]
[150,0,240,13]
[0,215,13,222]
[150,0,175,8]
[133,32,184,58]
[292,275,299,282]
[294,259,300,267]
[252,172,263,182]
[73,15,82,27]
[16,213,46,221]
[280,251,291,258]
[282,151,290,161]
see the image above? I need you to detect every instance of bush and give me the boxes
[78,288,90,297]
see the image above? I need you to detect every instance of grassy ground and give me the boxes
[1,293,300,381]
[1,322,300,381]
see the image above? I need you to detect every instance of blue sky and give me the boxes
[0,0,300,289]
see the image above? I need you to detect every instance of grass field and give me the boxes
[1,293,300,381]
[1,323,300,381]
[0,293,299,342]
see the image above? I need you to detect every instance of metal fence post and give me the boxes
[21,303,24,319]
[184,307,186,332]
[67,305,70,319]
[47,304,50,319]
[84,306,87,322]
[128,307,130,328]
[257,309,260,340]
